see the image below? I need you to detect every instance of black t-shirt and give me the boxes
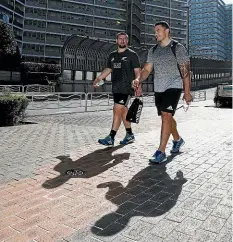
[107,48,140,95]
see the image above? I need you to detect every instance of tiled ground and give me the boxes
[0,94,232,242]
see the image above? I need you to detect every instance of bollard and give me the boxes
[85,93,88,112]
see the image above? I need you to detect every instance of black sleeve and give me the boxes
[131,52,140,69]
[107,53,112,69]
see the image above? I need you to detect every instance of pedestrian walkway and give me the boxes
[0,90,232,242]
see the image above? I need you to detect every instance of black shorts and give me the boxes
[113,93,130,106]
[154,88,182,116]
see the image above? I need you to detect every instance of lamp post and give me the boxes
[184,0,191,55]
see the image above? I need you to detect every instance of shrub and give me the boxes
[21,62,61,84]
[21,62,61,73]
[0,94,29,126]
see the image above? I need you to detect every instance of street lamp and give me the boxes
[183,0,191,54]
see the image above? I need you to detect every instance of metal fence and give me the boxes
[0,85,55,93]
[0,83,208,114]
[0,85,23,92]
[27,92,86,111]
[25,90,206,113]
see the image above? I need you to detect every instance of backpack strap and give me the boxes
[171,40,183,79]
[152,44,158,54]
[171,40,178,57]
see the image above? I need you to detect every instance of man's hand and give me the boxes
[93,78,101,88]
[132,79,140,89]
[135,84,142,97]
[183,92,192,104]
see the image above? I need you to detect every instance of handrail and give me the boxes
[25,90,206,113]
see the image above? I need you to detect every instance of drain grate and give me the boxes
[65,169,85,177]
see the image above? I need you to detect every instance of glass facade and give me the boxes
[141,0,188,46]
[23,0,127,62]
[225,4,232,61]
[0,0,189,62]
[189,0,231,60]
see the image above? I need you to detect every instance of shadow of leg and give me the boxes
[42,174,70,189]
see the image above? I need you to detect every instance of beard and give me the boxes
[118,44,127,49]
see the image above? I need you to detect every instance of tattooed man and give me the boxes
[132,21,192,163]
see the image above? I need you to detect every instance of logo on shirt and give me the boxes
[167,106,173,110]
[119,100,124,104]
[121,57,128,61]
[113,63,121,69]
[111,57,115,62]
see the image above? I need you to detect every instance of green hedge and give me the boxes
[0,94,29,126]
[21,62,61,73]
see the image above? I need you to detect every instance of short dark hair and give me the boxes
[116,32,128,39]
[155,21,170,29]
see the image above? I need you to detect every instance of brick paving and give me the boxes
[0,89,232,242]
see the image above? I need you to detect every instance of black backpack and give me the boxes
[152,40,182,78]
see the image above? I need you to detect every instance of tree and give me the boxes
[0,20,20,71]
[0,20,17,55]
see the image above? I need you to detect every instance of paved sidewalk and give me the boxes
[0,91,232,242]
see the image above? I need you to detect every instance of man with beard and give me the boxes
[93,32,141,147]
[132,21,192,163]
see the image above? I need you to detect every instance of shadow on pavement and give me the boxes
[42,145,129,189]
[91,155,187,236]
[205,104,232,109]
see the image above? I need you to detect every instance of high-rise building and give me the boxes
[22,0,129,62]
[0,0,188,62]
[141,0,188,47]
[225,4,232,61]
[189,0,228,60]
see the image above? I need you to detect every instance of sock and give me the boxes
[109,130,116,140]
[126,128,132,135]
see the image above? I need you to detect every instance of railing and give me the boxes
[0,75,230,95]
[27,92,86,111]
[24,90,206,113]
[0,82,212,115]
[0,85,23,92]
[24,85,55,93]
[0,85,55,93]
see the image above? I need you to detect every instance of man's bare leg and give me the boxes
[121,106,131,129]
[111,104,123,131]
[171,117,180,141]
[120,105,135,144]
[158,112,173,153]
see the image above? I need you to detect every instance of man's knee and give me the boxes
[161,111,172,121]
[121,106,128,114]
[113,104,124,114]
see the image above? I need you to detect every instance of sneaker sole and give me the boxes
[119,139,135,145]
[98,141,114,147]
[170,141,185,153]
[149,157,167,164]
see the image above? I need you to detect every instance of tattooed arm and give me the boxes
[179,61,192,104]
[179,61,191,93]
